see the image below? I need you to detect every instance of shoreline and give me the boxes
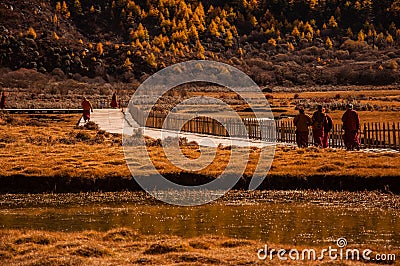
[0,173,399,194]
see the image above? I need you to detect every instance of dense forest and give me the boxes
[1,0,400,86]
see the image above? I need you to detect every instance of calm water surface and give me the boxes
[0,192,399,246]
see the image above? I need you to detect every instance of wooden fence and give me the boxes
[128,105,400,150]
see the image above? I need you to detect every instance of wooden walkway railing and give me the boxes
[129,105,400,150]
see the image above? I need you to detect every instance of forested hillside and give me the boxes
[1,0,400,86]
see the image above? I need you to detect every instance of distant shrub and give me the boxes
[334,50,350,60]
[273,54,291,62]
[247,58,273,70]
[382,59,398,70]
[340,39,369,53]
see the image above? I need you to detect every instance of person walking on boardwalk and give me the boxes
[322,108,333,148]
[81,97,93,123]
[311,105,328,147]
[294,107,312,148]
[342,104,360,150]
[0,91,6,109]
[110,91,118,108]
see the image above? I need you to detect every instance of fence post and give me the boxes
[382,122,386,148]
[393,123,397,150]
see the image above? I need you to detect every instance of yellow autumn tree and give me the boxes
[27,27,37,39]
[287,42,295,52]
[326,37,333,48]
[358,29,365,42]
[146,53,157,68]
[124,58,133,70]
[292,26,300,37]
[268,38,277,46]
[328,16,338,28]
[53,32,60,41]
[224,30,234,47]
[97,42,104,55]
[196,40,205,59]
[209,20,220,37]
[74,0,82,15]
[386,34,394,46]
[56,2,61,12]
[188,25,199,41]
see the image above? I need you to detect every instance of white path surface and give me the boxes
[87,109,275,148]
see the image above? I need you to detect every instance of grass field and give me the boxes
[0,113,399,182]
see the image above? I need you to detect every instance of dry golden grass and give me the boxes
[0,229,397,265]
[0,114,399,181]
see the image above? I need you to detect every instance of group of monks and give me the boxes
[294,104,360,150]
[81,92,118,123]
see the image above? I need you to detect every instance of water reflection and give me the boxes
[0,202,399,246]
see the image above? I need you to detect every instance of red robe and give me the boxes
[0,93,5,109]
[111,94,118,108]
[342,110,360,150]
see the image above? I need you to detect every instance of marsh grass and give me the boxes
[0,229,397,265]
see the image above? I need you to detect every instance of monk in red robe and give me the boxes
[111,92,118,108]
[311,105,327,147]
[294,107,312,148]
[0,91,6,109]
[81,97,93,123]
[322,108,333,148]
[342,104,360,150]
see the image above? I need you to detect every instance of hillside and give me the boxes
[1,0,400,86]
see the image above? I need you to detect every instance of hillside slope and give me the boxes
[0,0,400,86]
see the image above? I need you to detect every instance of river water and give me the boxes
[0,191,399,247]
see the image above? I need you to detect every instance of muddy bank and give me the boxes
[0,173,399,194]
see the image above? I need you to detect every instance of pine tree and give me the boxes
[146,53,157,68]
[328,16,338,28]
[188,25,199,41]
[326,37,333,48]
[124,58,133,70]
[268,38,277,47]
[347,27,353,38]
[209,20,220,37]
[56,2,61,12]
[27,27,37,39]
[61,1,68,12]
[196,40,205,59]
[53,14,58,24]
[224,30,234,47]
[74,0,82,15]
[287,42,295,52]
[358,30,365,42]
[250,15,258,27]
[53,32,60,41]
[97,42,104,55]
[292,26,300,37]
[386,34,394,46]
